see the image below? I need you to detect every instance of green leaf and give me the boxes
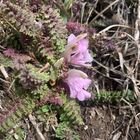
[41,105,49,113]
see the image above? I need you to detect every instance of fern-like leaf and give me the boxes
[0,1,40,37]
[40,6,67,55]
[0,81,51,133]
[0,97,35,133]
[61,96,84,125]
[95,90,136,103]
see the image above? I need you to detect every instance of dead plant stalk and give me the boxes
[29,114,46,140]
[134,0,140,100]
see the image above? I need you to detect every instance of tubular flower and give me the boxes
[64,69,91,101]
[64,33,93,67]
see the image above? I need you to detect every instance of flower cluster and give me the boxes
[63,34,93,101]
[64,33,93,67]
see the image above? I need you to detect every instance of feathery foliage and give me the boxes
[60,95,84,125]
[0,97,35,133]
[0,1,40,37]
[95,90,136,104]
[39,5,67,55]
[4,127,25,140]
[55,122,80,140]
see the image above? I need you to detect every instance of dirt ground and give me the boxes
[77,105,140,140]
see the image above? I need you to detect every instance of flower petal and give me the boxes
[67,69,88,78]
[82,90,91,99]
[68,34,76,44]
[64,69,92,101]
[64,34,93,67]
[69,86,77,98]
[78,39,89,52]
[69,81,80,98]
[84,50,93,63]
[82,79,91,89]
[77,91,85,101]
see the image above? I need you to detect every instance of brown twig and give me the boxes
[89,0,119,25]
[121,98,139,131]
[38,63,50,73]
[97,24,131,35]
[0,65,9,79]
[133,0,140,101]
[123,117,134,140]
[28,114,46,140]
[52,0,69,18]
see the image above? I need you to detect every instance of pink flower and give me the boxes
[64,69,91,101]
[64,34,93,67]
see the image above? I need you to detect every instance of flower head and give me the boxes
[64,34,93,67]
[64,69,91,101]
